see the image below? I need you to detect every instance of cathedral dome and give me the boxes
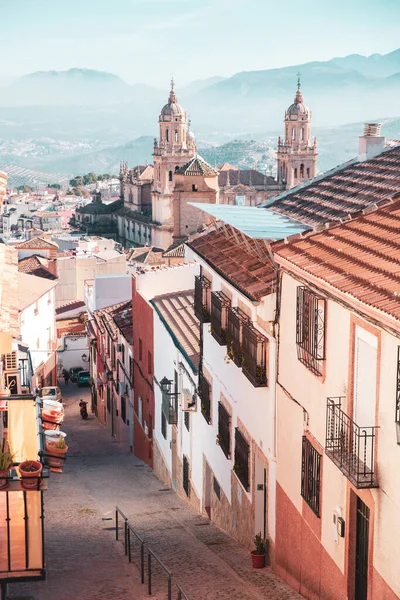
[160,79,186,121]
[286,87,309,118]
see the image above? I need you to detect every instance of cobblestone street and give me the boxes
[9,383,303,600]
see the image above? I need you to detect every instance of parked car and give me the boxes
[40,386,62,403]
[77,370,90,387]
[69,367,83,383]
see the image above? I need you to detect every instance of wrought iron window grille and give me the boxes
[234,428,250,491]
[301,436,321,517]
[194,274,211,322]
[296,286,326,376]
[210,291,231,345]
[242,322,268,387]
[159,377,179,425]
[198,371,211,424]
[226,307,251,368]
[325,397,378,488]
[218,402,231,459]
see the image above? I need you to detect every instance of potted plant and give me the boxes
[250,532,267,568]
[0,449,14,490]
[46,435,68,472]
[19,460,43,490]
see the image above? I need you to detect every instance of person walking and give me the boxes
[63,370,70,385]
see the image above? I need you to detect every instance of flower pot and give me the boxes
[19,460,43,490]
[44,430,66,443]
[43,421,60,431]
[45,441,68,472]
[0,469,10,490]
[250,551,266,569]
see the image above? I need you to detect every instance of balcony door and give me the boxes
[355,497,370,600]
[353,327,377,472]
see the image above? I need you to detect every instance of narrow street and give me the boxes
[9,382,302,600]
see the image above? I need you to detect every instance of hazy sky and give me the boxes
[2,0,400,86]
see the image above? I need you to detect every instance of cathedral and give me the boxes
[118,77,317,249]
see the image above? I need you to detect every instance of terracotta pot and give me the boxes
[42,409,64,424]
[250,551,266,569]
[19,460,43,490]
[45,441,68,471]
[0,469,10,490]
[43,421,60,431]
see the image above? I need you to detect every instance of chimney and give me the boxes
[359,123,386,161]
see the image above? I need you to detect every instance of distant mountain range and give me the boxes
[0,49,399,187]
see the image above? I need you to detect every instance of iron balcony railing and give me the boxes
[325,397,378,489]
[210,291,230,345]
[194,275,211,323]
[226,307,250,368]
[242,322,267,387]
[198,371,211,424]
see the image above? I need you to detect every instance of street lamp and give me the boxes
[82,353,88,362]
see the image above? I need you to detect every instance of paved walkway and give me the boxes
[9,382,303,600]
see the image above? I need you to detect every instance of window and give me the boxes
[234,428,250,491]
[106,386,111,413]
[242,322,268,387]
[235,195,245,206]
[307,167,310,178]
[301,128,304,141]
[169,170,173,182]
[218,402,230,459]
[138,396,142,426]
[112,344,116,369]
[294,167,298,179]
[184,410,190,431]
[129,356,134,384]
[175,130,178,142]
[300,163,304,177]
[183,455,190,497]
[192,184,198,192]
[161,410,167,439]
[121,396,126,423]
[292,128,295,140]
[296,286,326,375]
[226,307,250,367]
[194,274,211,322]
[121,344,125,364]
[211,291,230,345]
[199,371,211,424]
[175,165,179,172]
[166,129,169,142]
[148,351,152,375]
[139,338,143,361]
[301,436,321,517]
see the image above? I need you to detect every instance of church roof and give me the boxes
[160,80,185,120]
[218,169,275,188]
[266,144,400,227]
[176,155,218,177]
[76,199,121,215]
[286,85,309,117]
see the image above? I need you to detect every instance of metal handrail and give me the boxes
[148,548,172,600]
[127,523,145,584]
[115,506,129,555]
[177,583,191,600]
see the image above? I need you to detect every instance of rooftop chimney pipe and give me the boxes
[359,123,385,162]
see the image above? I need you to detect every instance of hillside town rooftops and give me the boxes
[15,236,59,250]
[93,300,133,344]
[188,228,276,301]
[189,203,308,240]
[265,144,400,226]
[151,290,200,372]
[273,198,400,324]
[18,255,57,280]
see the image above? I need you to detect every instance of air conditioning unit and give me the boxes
[118,382,128,395]
[182,388,197,411]
[4,351,17,371]
[116,344,124,353]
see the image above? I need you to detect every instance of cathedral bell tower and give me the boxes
[151,79,197,245]
[277,75,317,189]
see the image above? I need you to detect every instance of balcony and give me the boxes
[194,275,211,323]
[325,397,378,489]
[241,322,268,387]
[226,307,250,368]
[210,291,230,345]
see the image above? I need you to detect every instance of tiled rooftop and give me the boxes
[15,237,59,250]
[18,255,57,280]
[188,229,276,301]
[151,290,200,372]
[273,199,400,323]
[56,300,86,316]
[126,246,165,265]
[267,145,400,226]
[176,155,218,177]
[218,168,276,188]
[94,300,133,345]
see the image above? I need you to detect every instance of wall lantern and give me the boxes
[82,353,88,362]
[159,377,172,395]
[107,370,113,382]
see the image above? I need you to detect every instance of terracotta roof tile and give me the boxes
[15,237,59,250]
[152,290,200,372]
[273,199,400,322]
[56,300,86,315]
[176,155,218,177]
[94,300,133,345]
[268,145,400,226]
[188,229,276,301]
[18,255,57,280]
